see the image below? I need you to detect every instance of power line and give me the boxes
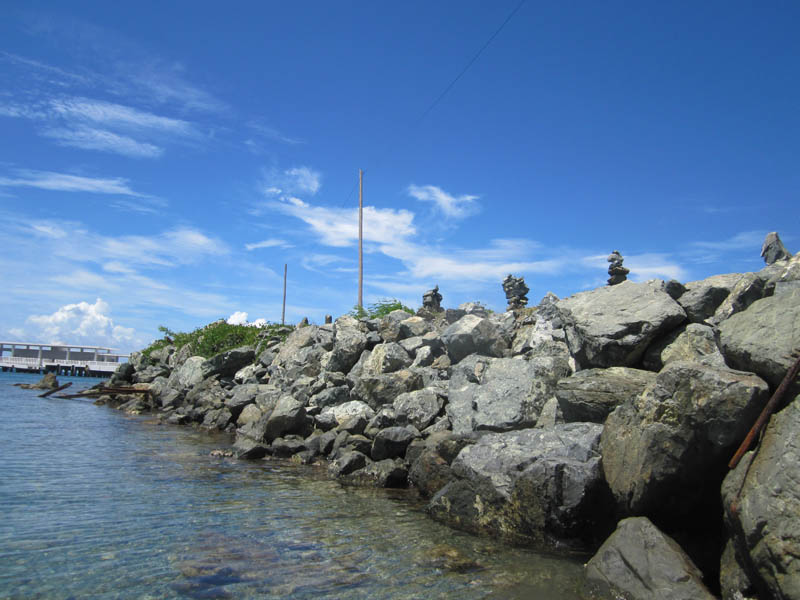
[336,0,526,209]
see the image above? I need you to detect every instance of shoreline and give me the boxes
[92,245,800,600]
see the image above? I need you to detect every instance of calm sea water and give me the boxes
[0,371,599,599]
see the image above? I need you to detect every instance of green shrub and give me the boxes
[348,298,414,320]
[142,320,293,359]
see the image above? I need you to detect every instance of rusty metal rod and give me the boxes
[729,350,800,469]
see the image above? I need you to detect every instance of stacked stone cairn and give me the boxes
[607,250,629,285]
[502,274,529,310]
[103,231,800,600]
[421,285,442,311]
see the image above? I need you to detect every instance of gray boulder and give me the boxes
[447,356,570,434]
[555,367,656,423]
[719,288,800,392]
[350,369,424,410]
[172,356,206,389]
[328,451,368,477]
[709,272,767,326]
[427,424,612,547]
[264,395,307,442]
[601,361,769,519]
[557,280,687,368]
[644,323,726,371]
[722,396,800,600]
[322,317,368,374]
[236,403,262,427]
[677,273,740,323]
[585,517,715,600]
[393,389,444,431]
[441,314,507,364]
[201,346,255,379]
[362,342,411,375]
[321,400,375,425]
[371,426,417,461]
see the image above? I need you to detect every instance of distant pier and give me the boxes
[0,341,129,377]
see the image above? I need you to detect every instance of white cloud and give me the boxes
[24,298,136,348]
[272,197,416,247]
[245,238,293,251]
[691,231,766,252]
[408,184,480,219]
[625,254,687,282]
[49,97,192,133]
[227,311,249,325]
[0,169,147,196]
[100,227,229,267]
[261,166,322,197]
[42,126,163,158]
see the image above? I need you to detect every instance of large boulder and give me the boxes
[171,356,206,389]
[447,356,570,434]
[427,424,612,548]
[585,517,715,600]
[441,314,507,364]
[708,272,767,326]
[269,325,332,384]
[321,400,375,425]
[393,389,444,431]
[556,280,687,368]
[350,369,424,410]
[722,396,800,600]
[601,361,769,520]
[362,342,411,375]
[555,367,656,423]
[718,288,800,392]
[371,426,417,461]
[322,316,368,374]
[201,346,255,379]
[644,323,726,371]
[263,395,307,442]
[677,273,741,323]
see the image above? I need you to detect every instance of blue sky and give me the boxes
[1,1,798,353]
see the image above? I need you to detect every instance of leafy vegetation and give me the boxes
[348,298,414,320]
[142,320,293,359]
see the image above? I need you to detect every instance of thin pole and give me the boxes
[281,263,287,325]
[358,169,363,309]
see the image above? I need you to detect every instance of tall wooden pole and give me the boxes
[281,263,287,325]
[358,169,363,309]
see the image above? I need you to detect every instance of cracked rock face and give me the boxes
[556,280,687,368]
[722,396,800,600]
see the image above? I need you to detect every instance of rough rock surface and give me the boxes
[722,396,800,600]
[677,273,740,323]
[441,314,507,364]
[557,280,687,368]
[601,361,769,519]
[761,231,791,265]
[718,288,800,392]
[555,367,656,423]
[644,323,726,371]
[428,424,612,547]
[447,357,569,434]
[585,517,715,600]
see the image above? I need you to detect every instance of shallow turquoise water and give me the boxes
[0,371,598,599]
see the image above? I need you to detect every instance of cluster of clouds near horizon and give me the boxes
[0,4,795,353]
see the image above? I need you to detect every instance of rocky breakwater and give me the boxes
[105,239,800,600]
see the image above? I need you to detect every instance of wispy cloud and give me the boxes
[261,166,322,197]
[245,238,293,251]
[691,230,766,252]
[49,97,193,133]
[41,126,163,158]
[271,196,416,247]
[408,184,480,219]
[0,169,147,196]
[248,121,305,145]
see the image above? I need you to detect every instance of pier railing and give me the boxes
[0,356,123,373]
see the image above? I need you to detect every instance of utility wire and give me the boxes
[337,0,527,209]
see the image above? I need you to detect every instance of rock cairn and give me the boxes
[607,250,629,286]
[421,285,443,311]
[761,231,791,265]
[502,274,529,310]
